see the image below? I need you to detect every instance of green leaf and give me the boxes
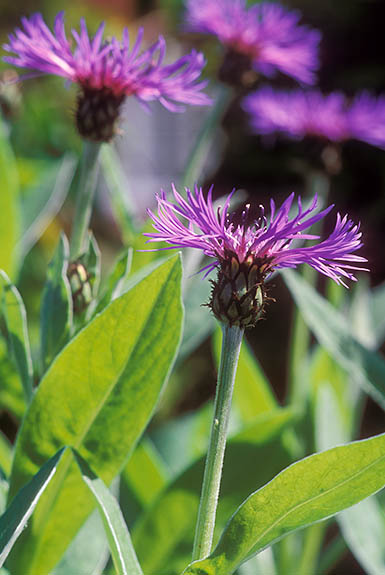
[0,271,33,403]
[370,280,385,346]
[74,450,143,575]
[0,119,19,277]
[0,448,66,568]
[283,270,385,410]
[53,508,109,575]
[120,438,168,523]
[133,409,294,575]
[0,434,11,478]
[95,248,133,315]
[18,154,76,258]
[40,234,73,372]
[183,433,385,575]
[213,328,277,423]
[316,382,385,575]
[0,337,25,420]
[7,255,183,574]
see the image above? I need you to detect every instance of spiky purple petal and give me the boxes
[145,186,367,286]
[3,12,212,110]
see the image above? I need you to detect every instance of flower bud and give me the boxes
[210,254,269,328]
[68,261,93,314]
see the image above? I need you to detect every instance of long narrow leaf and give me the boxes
[0,448,66,567]
[74,451,143,575]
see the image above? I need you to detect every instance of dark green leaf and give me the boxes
[0,272,33,403]
[0,448,66,567]
[40,234,73,372]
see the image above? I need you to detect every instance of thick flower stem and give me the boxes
[70,141,101,259]
[192,323,244,561]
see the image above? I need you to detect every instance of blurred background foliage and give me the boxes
[0,1,384,573]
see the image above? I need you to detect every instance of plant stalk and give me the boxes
[70,141,101,259]
[192,323,244,561]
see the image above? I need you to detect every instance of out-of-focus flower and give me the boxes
[3,12,211,141]
[185,0,321,86]
[145,186,367,326]
[243,87,385,149]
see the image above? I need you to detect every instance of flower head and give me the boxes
[145,186,367,327]
[185,0,321,86]
[3,12,211,141]
[243,87,385,149]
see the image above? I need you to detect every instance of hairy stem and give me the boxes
[192,323,244,560]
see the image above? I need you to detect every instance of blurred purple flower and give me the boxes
[145,185,367,287]
[243,87,385,148]
[185,0,321,85]
[3,12,211,112]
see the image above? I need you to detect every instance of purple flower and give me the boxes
[3,12,210,109]
[243,87,385,148]
[3,12,211,140]
[185,0,321,85]
[145,185,367,288]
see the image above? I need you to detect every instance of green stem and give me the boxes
[70,141,101,259]
[181,86,232,189]
[192,323,244,561]
[297,523,327,575]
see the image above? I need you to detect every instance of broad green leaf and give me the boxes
[0,271,33,403]
[0,448,66,568]
[133,409,294,575]
[0,337,25,420]
[316,382,385,575]
[95,249,133,314]
[183,433,385,575]
[0,119,19,277]
[213,328,277,423]
[74,451,143,575]
[120,438,168,524]
[7,255,183,574]
[40,234,73,372]
[0,434,11,478]
[18,154,76,258]
[283,270,385,410]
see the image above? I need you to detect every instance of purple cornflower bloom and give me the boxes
[3,12,211,140]
[146,185,366,286]
[185,0,320,85]
[243,87,385,148]
[146,186,366,326]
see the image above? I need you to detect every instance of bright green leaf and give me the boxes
[0,337,25,420]
[183,433,385,575]
[133,409,294,575]
[0,448,66,568]
[283,270,385,410]
[0,271,33,403]
[7,255,183,574]
[40,234,73,372]
[0,120,19,277]
[74,450,143,575]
